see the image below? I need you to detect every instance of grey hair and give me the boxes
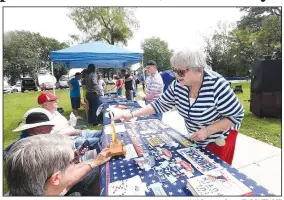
[5,134,73,196]
[171,48,212,72]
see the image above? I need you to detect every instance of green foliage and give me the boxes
[141,37,173,72]
[68,7,139,45]
[238,7,281,30]
[204,7,281,78]
[3,31,68,85]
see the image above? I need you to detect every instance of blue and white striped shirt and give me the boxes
[151,69,244,147]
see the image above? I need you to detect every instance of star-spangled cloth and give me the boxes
[99,118,273,196]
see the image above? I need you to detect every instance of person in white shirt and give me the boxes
[98,73,106,96]
[38,92,102,149]
[143,60,164,120]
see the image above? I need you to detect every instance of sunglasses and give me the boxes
[172,68,189,77]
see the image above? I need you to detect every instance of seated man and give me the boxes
[5,134,111,196]
[4,108,56,157]
[38,92,102,149]
[5,108,105,195]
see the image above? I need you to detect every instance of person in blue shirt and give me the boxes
[68,72,82,117]
[160,71,175,92]
[139,70,149,92]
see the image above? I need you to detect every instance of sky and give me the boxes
[4,7,244,52]
[3,7,244,73]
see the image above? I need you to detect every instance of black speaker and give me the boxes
[250,59,282,117]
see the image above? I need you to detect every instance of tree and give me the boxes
[253,16,281,54]
[3,31,68,85]
[68,7,139,78]
[204,7,281,78]
[68,7,139,45]
[141,37,173,72]
[238,7,281,30]
[237,7,281,57]
[204,22,238,76]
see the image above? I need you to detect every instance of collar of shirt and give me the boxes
[19,131,31,139]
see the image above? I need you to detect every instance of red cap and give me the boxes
[38,92,57,105]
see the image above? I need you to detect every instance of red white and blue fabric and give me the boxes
[99,121,273,196]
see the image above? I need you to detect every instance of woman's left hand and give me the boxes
[190,128,209,141]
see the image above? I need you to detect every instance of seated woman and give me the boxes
[4,134,111,196]
[113,48,244,165]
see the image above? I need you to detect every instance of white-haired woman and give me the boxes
[113,49,244,165]
[5,134,110,196]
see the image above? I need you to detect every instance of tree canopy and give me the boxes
[68,7,139,78]
[68,7,139,45]
[204,7,281,77]
[4,30,68,85]
[141,37,173,72]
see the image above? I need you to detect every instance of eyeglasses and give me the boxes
[171,68,189,77]
[47,99,57,103]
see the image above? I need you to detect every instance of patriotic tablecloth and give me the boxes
[99,119,273,196]
[99,96,128,104]
[102,101,157,125]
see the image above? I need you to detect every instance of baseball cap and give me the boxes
[146,60,157,67]
[13,108,56,132]
[38,92,58,105]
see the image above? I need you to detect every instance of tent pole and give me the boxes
[142,59,145,82]
[51,61,55,95]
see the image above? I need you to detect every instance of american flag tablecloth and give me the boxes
[99,119,273,196]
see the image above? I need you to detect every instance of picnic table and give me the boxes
[99,118,273,196]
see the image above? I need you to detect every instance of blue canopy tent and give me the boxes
[49,42,143,93]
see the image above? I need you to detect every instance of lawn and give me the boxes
[3,83,281,148]
[2,82,281,193]
[231,82,281,148]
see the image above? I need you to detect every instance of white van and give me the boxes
[57,75,69,89]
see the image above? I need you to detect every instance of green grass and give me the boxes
[232,82,281,148]
[3,84,281,148]
[2,83,281,193]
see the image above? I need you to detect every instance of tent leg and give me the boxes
[51,61,55,95]
[142,59,145,79]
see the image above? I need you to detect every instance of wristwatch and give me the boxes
[87,162,95,170]
[130,111,134,118]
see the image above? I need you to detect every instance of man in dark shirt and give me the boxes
[86,64,100,126]
[124,74,134,100]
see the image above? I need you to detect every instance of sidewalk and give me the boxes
[162,110,281,196]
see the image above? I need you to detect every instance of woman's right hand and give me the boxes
[92,148,111,167]
[111,110,133,123]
